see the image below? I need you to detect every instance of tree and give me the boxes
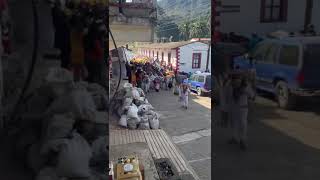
[178,21,190,41]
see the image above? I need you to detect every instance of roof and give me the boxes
[136,41,208,49]
[266,36,320,44]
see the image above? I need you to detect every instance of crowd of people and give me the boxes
[125,57,192,109]
[51,0,107,88]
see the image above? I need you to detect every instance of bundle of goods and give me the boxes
[131,56,150,65]
[112,83,160,130]
[15,67,108,180]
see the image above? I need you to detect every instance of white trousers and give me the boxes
[232,108,248,142]
[181,95,188,107]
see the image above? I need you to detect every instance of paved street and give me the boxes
[147,89,211,180]
[213,93,320,180]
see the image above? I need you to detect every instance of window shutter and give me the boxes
[282,0,288,21]
[260,0,266,22]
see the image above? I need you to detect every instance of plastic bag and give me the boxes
[149,113,160,129]
[43,113,75,140]
[56,132,92,178]
[138,104,153,115]
[119,115,127,127]
[127,117,139,129]
[138,122,150,130]
[136,88,145,97]
[91,136,107,159]
[131,88,140,99]
[46,90,97,121]
[127,105,139,119]
[123,82,133,89]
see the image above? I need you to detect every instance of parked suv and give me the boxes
[233,37,320,109]
[188,72,212,96]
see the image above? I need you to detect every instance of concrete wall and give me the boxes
[312,0,320,32]
[219,0,306,37]
[179,42,211,73]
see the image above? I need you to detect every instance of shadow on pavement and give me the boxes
[213,100,320,180]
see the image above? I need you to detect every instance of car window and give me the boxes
[251,43,272,61]
[264,43,280,64]
[190,75,195,81]
[279,45,299,66]
[198,76,205,83]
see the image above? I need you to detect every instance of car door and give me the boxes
[255,43,281,91]
[250,42,270,88]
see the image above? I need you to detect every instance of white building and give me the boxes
[217,0,319,37]
[136,41,211,73]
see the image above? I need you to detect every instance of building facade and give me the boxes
[137,41,211,73]
[216,0,319,37]
[109,0,157,50]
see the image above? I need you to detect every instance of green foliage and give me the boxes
[156,0,210,41]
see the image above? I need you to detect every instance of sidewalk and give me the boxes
[109,115,200,179]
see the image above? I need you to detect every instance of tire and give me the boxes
[197,87,203,96]
[275,81,296,109]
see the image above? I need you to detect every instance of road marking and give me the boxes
[172,129,211,144]
[188,157,212,163]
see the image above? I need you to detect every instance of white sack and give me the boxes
[56,132,92,178]
[44,113,75,140]
[127,105,139,119]
[119,115,127,127]
[46,90,97,121]
[131,88,140,100]
[149,113,160,129]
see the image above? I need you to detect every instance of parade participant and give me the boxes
[229,76,255,151]
[136,68,143,88]
[142,72,150,93]
[180,83,191,109]
[131,66,137,87]
[219,72,232,128]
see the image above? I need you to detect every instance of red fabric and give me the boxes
[87,40,103,61]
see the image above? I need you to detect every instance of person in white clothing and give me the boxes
[180,84,191,109]
[218,72,233,128]
[229,77,255,151]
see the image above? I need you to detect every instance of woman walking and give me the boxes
[229,76,255,151]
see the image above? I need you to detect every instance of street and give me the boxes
[213,93,320,180]
[147,89,211,180]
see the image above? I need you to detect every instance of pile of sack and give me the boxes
[112,83,160,130]
[15,67,108,180]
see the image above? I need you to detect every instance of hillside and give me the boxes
[156,0,211,41]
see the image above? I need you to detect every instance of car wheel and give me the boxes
[275,81,296,109]
[197,87,203,96]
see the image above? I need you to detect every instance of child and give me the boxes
[180,84,191,109]
[229,77,255,151]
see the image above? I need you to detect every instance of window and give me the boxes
[260,0,288,22]
[190,75,196,81]
[198,76,205,83]
[264,44,280,63]
[168,52,171,64]
[157,51,159,59]
[251,43,270,60]
[279,45,299,66]
[126,0,133,3]
[192,53,201,69]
